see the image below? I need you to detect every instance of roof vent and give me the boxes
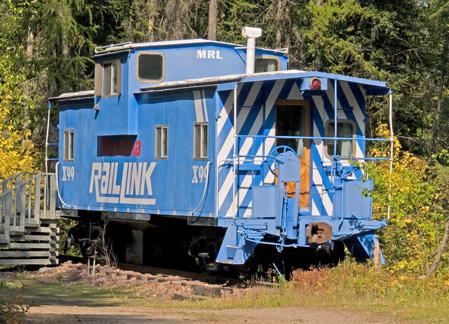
[242,27,262,74]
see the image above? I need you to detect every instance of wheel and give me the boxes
[326,240,345,266]
[198,254,213,274]
[190,229,223,274]
[266,146,297,177]
[310,241,345,268]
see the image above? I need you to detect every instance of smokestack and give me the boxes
[242,27,262,74]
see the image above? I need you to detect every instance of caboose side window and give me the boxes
[98,135,137,156]
[101,60,122,97]
[63,130,74,161]
[155,125,168,159]
[325,120,356,158]
[255,56,280,73]
[193,123,208,159]
[136,52,165,84]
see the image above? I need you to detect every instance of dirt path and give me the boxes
[26,305,399,324]
[6,262,401,324]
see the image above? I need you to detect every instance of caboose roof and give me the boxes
[139,70,390,96]
[94,39,287,56]
[51,69,390,101]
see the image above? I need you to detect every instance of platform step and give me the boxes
[25,222,40,228]
[0,258,57,266]
[10,231,26,236]
[226,245,238,259]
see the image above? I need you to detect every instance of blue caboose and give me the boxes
[49,27,393,274]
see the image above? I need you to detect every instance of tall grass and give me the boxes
[290,261,449,306]
[200,260,449,322]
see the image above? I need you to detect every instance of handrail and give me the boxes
[236,134,392,142]
[0,173,53,198]
[227,133,393,220]
[0,172,38,189]
[234,134,393,162]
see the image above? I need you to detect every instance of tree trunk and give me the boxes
[208,0,217,40]
[427,218,449,276]
[431,30,449,155]
[26,30,34,60]
[275,0,283,47]
[23,27,35,142]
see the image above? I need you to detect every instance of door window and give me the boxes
[276,104,306,157]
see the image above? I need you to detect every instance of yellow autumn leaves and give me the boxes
[0,92,35,180]
[367,123,449,275]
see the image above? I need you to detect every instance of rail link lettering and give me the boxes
[89,162,156,205]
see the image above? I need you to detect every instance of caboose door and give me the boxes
[275,100,310,208]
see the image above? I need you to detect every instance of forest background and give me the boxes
[1,0,449,277]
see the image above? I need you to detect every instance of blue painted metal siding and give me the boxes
[135,89,216,216]
[57,89,217,218]
[215,78,370,223]
[127,44,288,92]
[94,54,136,136]
[57,76,373,224]
[58,100,97,209]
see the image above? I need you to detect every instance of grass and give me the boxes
[195,260,449,323]
[2,261,449,323]
[1,279,173,309]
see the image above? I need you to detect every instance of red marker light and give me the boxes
[310,77,321,90]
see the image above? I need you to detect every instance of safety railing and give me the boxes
[0,172,56,243]
[227,134,393,219]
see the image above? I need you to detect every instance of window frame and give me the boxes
[135,51,166,84]
[255,55,281,73]
[324,119,357,159]
[193,122,208,160]
[275,103,308,158]
[100,59,121,97]
[155,125,168,159]
[98,135,137,157]
[63,129,74,162]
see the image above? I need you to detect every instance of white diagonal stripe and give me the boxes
[230,80,286,217]
[287,82,303,100]
[243,81,263,107]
